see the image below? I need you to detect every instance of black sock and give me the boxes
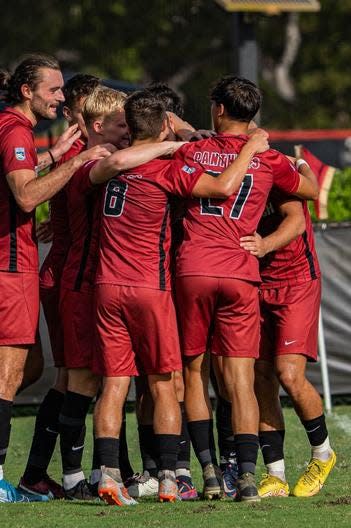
[234,434,259,476]
[95,437,120,469]
[138,424,158,477]
[302,414,328,446]
[156,434,179,472]
[187,419,218,468]
[23,389,64,484]
[119,406,134,481]
[259,430,285,466]
[176,404,191,471]
[0,398,13,466]
[59,391,92,475]
[216,397,235,464]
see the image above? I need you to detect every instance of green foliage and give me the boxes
[327,168,351,221]
[36,201,49,224]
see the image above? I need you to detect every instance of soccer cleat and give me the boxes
[177,474,199,501]
[158,470,179,502]
[0,478,49,503]
[98,466,137,506]
[222,461,239,499]
[19,474,64,500]
[292,450,336,497]
[64,478,96,501]
[258,474,289,498]
[236,472,261,502]
[202,463,224,500]
[125,472,158,498]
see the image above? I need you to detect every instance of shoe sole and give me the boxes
[259,491,289,498]
[99,487,134,506]
[239,495,261,502]
[202,488,223,500]
[159,494,177,503]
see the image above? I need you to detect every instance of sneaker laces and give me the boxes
[301,460,322,486]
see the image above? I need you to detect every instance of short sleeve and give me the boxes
[1,126,37,174]
[160,159,204,197]
[268,150,300,194]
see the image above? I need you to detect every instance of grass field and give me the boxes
[2,406,351,528]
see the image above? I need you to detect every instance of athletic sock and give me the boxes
[23,388,64,484]
[176,404,191,472]
[138,424,158,477]
[216,397,236,465]
[119,406,134,481]
[234,433,259,476]
[156,434,180,472]
[0,398,13,468]
[187,419,218,468]
[259,430,286,481]
[176,468,191,478]
[0,465,3,480]
[59,391,93,487]
[302,414,331,460]
[95,437,120,469]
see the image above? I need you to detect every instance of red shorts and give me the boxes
[175,276,260,358]
[259,278,321,362]
[60,288,94,369]
[93,284,182,377]
[0,271,39,346]
[40,285,64,367]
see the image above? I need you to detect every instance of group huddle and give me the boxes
[0,53,335,505]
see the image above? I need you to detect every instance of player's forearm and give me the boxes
[262,213,306,254]
[90,141,180,184]
[211,142,257,197]
[295,163,319,201]
[36,151,55,172]
[20,156,84,212]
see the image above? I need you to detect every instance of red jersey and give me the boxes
[0,107,38,272]
[60,160,101,293]
[95,158,203,290]
[40,139,85,288]
[174,133,300,282]
[258,189,320,288]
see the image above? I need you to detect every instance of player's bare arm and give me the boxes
[239,200,306,258]
[89,140,185,184]
[36,124,82,172]
[191,128,269,198]
[286,156,319,201]
[6,143,114,212]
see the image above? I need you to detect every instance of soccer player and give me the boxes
[19,74,101,499]
[57,86,188,501]
[0,53,111,503]
[240,185,336,498]
[91,89,269,505]
[173,76,319,501]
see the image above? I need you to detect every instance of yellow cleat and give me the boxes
[292,450,336,497]
[258,474,289,498]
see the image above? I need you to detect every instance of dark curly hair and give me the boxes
[210,75,262,123]
[147,82,184,118]
[0,53,60,105]
[63,73,100,110]
[125,90,167,141]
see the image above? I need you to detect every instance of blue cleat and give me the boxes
[222,460,239,499]
[0,478,50,502]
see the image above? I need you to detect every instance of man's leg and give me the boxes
[148,372,181,502]
[185,353,222,499]
[94,376,136,506]
[254,359,288,498]
[59,368,99,499]
[275,354,335,497]
[17,337,44,393]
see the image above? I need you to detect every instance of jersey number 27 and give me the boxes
[200,173,253,220]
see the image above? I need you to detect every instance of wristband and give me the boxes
[296,158,309,170]
[48,149,55,165]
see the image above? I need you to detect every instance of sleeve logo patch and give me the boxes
[15,147,26,161]
[181,165,196,175]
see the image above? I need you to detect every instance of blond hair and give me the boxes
[82,85,127,128]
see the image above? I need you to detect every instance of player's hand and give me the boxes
[247,128,269,153]
[79,143,117,162]
[50,124,82,161]
[36,219,53,243]
[240,231,267,258]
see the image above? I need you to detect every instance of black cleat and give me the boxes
[237,472,261,502]
[64,479,96,501]
[202,463,224,500]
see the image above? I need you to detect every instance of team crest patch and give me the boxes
[15,147,26,161]
[182,165,196,174]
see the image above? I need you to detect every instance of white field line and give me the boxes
[331,413,351,436]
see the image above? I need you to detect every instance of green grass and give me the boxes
[2,407,351,528]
